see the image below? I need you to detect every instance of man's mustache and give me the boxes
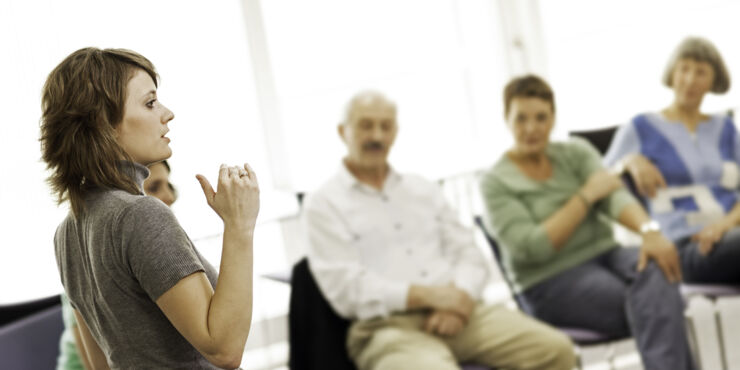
[363,141,385,151]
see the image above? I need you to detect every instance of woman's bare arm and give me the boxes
[72,310,110,370]
[156,164,259,369]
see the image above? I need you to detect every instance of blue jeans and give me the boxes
[521,247,695,370]
[677,226,740,284]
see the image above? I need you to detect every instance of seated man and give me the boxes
[303,91,576,370]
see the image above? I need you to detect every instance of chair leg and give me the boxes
[606,343,615,370]
[575,346,584,370]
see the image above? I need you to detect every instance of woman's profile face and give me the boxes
[115,69,175,166]
[144,162,176,206]
[671,58,714,109]
[506,97,554,157]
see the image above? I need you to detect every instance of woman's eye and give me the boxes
[146,99,157,108]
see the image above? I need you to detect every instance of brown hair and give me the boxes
[662,37,730,94]
[503,74,555,118]
[40,47,159,217]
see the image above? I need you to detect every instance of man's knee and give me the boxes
[365,327,409,354]
[373,352,457,370]
[362,328,456,370]
[532,330,577,370]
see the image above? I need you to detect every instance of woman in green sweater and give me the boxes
[480,75,695,370]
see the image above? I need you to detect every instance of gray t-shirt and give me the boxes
[54,162,220,369]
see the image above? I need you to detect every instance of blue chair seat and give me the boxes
[559,327,621,345]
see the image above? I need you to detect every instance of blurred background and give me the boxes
[2,0,740,368]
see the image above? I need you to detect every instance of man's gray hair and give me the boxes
[662,36,730,94]
[342,90,397,125]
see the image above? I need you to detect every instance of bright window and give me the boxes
[259,0,510,191]
[0,0,271,302]
[539,0,740,138]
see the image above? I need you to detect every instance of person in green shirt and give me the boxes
[56,160,177,370]
[480,75,695,370]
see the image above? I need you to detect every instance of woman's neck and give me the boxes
[508,148,547,165]
[662,102,708,132]
[507,149,552,181]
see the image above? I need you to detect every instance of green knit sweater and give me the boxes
[480,138,637,293]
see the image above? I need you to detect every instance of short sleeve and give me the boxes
[118,197,205,301]
[603,120,641,168]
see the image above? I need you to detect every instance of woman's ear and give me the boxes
[337,123,346,143]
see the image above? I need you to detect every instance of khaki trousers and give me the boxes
[347,304,575,370]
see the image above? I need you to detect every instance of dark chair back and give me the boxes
[473,216,532,313]
[288,257,356,370]
[569,125,646,207]
[569,125,619,155]
[0,304,64,370]
[0,294,61,327]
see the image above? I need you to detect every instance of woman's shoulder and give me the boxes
[120,194,174,221]
[90,189,176,229]
[481,153,515,180]
[480,152,534,193]
[550,138,598,157]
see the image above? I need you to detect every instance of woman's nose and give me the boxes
[162,105,175,124]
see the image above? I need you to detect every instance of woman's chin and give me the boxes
[517,145,546,157]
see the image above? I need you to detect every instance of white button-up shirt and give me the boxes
[303,164,489,320]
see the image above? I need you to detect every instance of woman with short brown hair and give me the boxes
[482,75,695,370]
[42,47,259,369]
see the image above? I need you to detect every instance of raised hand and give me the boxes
[196,163,260,230]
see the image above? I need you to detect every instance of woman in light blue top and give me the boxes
[605,36,740,284]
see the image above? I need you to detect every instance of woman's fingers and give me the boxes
[425,313,440,333]
[655,257,677,283]
[637,249,648,272]
[632,170,651,198]
[699,238,716,256]
[243,163,258,184]
[654,171,668,189]
[195,174,215,207]
[629,156,667,199]
[438,319,452,336]
[218,164,230,187]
